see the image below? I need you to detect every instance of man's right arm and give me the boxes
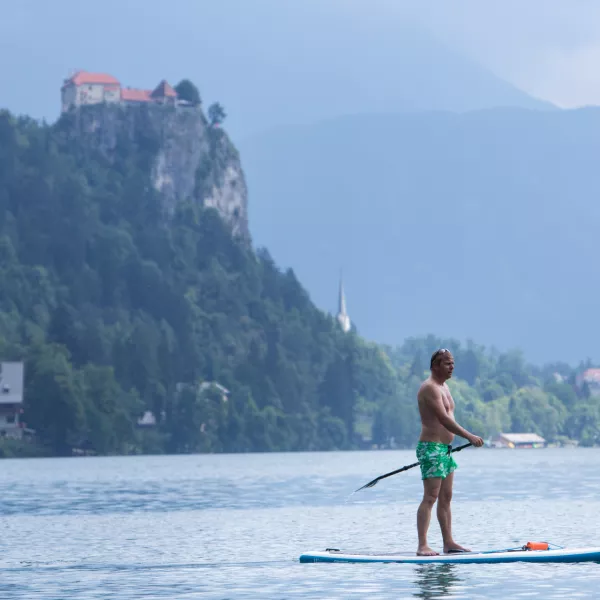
[424,385,483,445]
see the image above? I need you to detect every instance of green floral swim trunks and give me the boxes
[416,441,457,480]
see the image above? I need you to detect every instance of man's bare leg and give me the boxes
[437,473,471,553]
[416,477,442,555]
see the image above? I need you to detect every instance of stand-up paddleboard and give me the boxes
[299,542,600,564]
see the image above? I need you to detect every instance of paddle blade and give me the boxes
[353,461,418,493]
[354,478,380,493]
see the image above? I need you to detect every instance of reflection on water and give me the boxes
[413,564,462,600]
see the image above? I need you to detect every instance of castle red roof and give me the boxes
[63,71,120,88]
[582,368,600,383]
[151,80,177,98]
[121,88,151,102]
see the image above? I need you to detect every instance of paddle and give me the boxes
[354,442,472,492]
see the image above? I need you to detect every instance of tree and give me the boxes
[508,387,567,441]
[564,404,600,446]
[24,343,87,456]
[174,79,201,105]
[208,102,227,127]
[409,353,424,378]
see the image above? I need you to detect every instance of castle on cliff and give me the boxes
[61,70,191,113]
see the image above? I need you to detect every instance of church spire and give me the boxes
[336,273,351,333]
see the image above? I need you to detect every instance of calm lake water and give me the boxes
[0,447,599,598]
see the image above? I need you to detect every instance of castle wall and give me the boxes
[61,84,77,113]
[62,83,122,112]
[76,83,108,107]
[103,87,120,104]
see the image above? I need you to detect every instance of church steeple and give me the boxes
[336,274,351,333]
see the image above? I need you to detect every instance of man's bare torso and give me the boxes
[417,378,456,444]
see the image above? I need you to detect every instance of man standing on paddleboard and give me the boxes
[416,348,484,556]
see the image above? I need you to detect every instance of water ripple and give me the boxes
[0,449,599,598]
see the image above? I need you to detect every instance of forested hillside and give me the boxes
[0,107,598,458]
[0,108,400,456]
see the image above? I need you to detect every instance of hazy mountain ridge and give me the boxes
[0,1,555,138]
[241,106,600,363]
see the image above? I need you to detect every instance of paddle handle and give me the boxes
[448,442,472,453]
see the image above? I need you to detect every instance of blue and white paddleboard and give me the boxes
[299,545,600,564]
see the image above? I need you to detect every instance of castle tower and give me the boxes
[336,276,351,333]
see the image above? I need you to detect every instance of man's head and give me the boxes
[430,348,454,381]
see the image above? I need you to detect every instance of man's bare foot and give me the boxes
[443,542,471,553]
[416,546,439,556]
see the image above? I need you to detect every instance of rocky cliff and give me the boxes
[56,103,249,241]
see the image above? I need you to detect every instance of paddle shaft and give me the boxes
[355,442,472,492]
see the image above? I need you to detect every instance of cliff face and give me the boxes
[57,103,249,241]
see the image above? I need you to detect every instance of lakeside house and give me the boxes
[576,368,600,396]
[492,432,547,449]
[0,362,27,438]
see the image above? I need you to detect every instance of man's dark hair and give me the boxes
[430,348,451,369]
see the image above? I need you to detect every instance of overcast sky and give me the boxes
[384,0,600,108]
[2,0,600,123]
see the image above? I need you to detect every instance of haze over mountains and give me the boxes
[1,0,553,139]
[241,107,600,365]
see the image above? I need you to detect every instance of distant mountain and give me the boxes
[240,107,600,364]
[0,0,554,138]
[200,7,557,137]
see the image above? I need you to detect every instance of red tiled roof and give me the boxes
[583,368,600,382]
[64,70,120,87]
[121,88,151,102]
[151,79,177,98]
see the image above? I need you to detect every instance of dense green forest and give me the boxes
[0,107,598,458]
